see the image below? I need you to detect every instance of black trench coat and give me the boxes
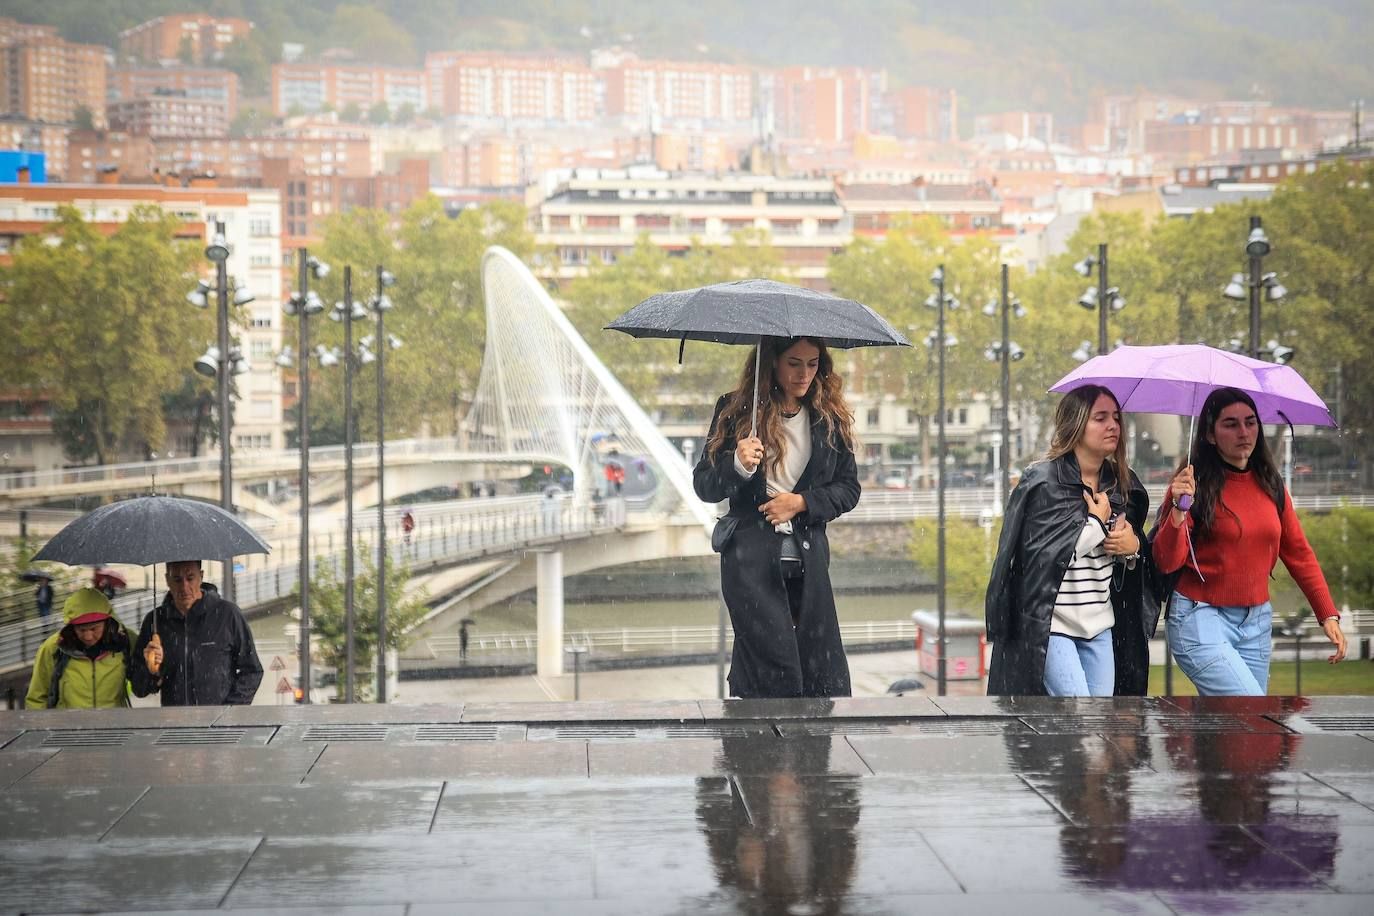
[985,452,1157,696]
[694,395,861,698]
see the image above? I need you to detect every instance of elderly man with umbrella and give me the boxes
[35,496,269,706]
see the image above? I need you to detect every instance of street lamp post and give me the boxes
[1074,244,1125,356]
[331,268,369,703]
[284,249,328,703]
[189,220,253,604]
[373,265,398,702]
[927,265,959,697]
[983,263,1025,506]
[1222,215,1287,360]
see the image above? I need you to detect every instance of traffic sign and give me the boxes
[269,655,286,671]
[275,676,293,694]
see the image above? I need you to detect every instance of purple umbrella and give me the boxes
[1051,344,1335,513]
[1050,344,1335,429]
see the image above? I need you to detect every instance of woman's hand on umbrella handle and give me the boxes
[144,633,163,675]
[737,436,764,474]
[1170,466,1195,518]
[1324,617,1347,663]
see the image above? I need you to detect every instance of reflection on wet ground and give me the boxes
[1,696,1372,913]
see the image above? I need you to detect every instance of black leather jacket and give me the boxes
[985,452,1156,695]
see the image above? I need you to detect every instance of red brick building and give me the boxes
[118,14,253,65]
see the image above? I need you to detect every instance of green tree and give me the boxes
[560,230,790,414]
[302,547,428,699]
[229,105,270,139]
[324,4,415,65]
[366,100,390,125]
[908,515,1002,613]
[0,206,212,464]
[339,102,362,123]
[72,105,94,130]
[219,37,271,96]
[1297,505,1374,612]
[305,196,535,441]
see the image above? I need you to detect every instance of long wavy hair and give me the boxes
[705,336,855,476]
[1041,384,1131,495]
[1181,387,1284,537]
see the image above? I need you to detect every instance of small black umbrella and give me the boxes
[607,278,909,434]
[33,496,270,566]
[20,569,52,583]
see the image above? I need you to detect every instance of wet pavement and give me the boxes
[1,696,1372,914]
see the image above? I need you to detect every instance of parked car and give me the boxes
[879,473,910,490]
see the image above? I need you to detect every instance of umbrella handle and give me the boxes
[749,338,761,438]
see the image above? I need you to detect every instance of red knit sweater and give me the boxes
[1153,467,1338,623]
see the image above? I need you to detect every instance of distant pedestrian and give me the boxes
[34,577,53,619]
[401,510,416,546]
[459,620,471,662]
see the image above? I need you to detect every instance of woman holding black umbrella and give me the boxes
[694,336,860,699]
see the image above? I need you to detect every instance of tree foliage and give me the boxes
[302,547,428,698]
[301,196,534,443]
[559,231,790,415]
[908,515,1001,613]
[0,206,212,464]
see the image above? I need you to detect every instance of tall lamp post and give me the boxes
[282,250,329,703]
[926,265,959,696]
[1074,244,1126,355]
[188,220,254,603]
[1221,215,1287,359]
[330,269,370,702]
[372,265,399,702]
[982,263,1025,507]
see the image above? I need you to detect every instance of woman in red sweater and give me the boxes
[1154,387,1347,695]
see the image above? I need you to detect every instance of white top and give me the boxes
[735,408,812,534]
[1050,519,1115,639]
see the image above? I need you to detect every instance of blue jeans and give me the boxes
[1167,594,1272,696]
[1043,629,1115,697]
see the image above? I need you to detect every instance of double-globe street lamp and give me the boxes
[187,219,254,604]
[371,265,399,703]
[1221,215,1289,361]
[926,265,959,697]
[1074,245,1126,356]
[982,263,1025,508]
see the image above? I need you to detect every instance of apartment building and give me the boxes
[0,117,69,179]
[890,86,958,143]
[602,55,754,124]
[111,67,240,120]
[0,22,106,128]
[771,67,883,143]
[0,182,286,462]
[973,111,1055,146]
[533,169,849,285]
[118,14,253,66]
[271,64,428,117]
[839,179,1004,237]
[263,156,430,245]
[107,91,229,139]
[427,52,599,122]
[65,129,372,184]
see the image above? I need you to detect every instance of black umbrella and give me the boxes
[33,496,270,566]
[20,569,53,583]
[607,278,909,434]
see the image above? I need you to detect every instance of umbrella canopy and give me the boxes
[33,496,270,567]
[1050,344,1335,428]
[606,278,911,350]
[20,569,52,583]
[94,567,128,590]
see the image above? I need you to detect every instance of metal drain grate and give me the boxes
[784,719,1014,737]
[300,725,390,742]
[155,728,248,746]
[414,725,503,742]
[1298,715,1374,732]
[528,724,773,741]
[40,729,134,747]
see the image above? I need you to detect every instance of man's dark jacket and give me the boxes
[130,584,263,705]
[985,453,1157,696]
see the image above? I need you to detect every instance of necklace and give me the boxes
[781,407,801,419]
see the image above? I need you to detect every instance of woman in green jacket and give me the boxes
[25,588,133,709]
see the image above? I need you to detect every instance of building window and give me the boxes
[867,408,880,426]
[906,408,918,424]
[249,218,273,236]
[250,311,273,329]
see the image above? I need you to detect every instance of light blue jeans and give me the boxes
[1043,629,1115,696]
[1167,593,1273,696]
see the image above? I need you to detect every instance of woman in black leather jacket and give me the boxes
[985,385,1156,696]
[694,336,860,699]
